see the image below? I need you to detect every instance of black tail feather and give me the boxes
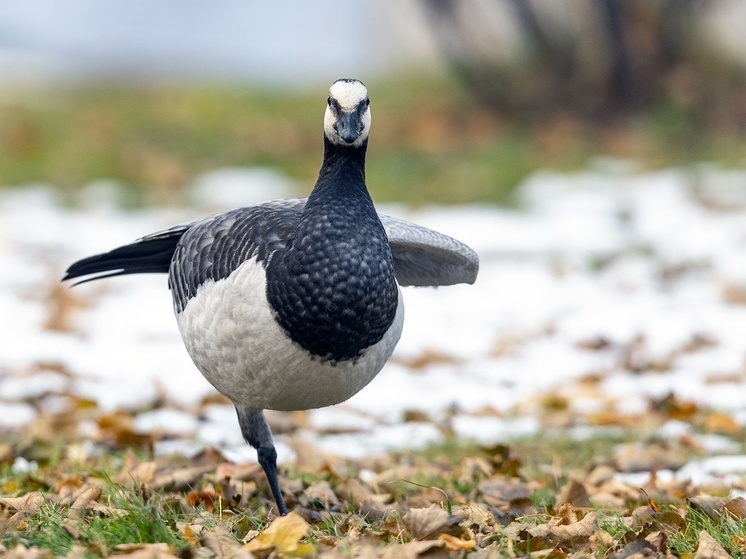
[63,226,189,285]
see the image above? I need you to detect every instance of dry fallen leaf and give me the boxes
[53,476,84,494]
[478,479,532,510]
[688,495,727,520]
[524,511,598,553]
[693,530,730,559]
[724,496,746,520]
[556,479,591,508]
[380,540,446,559]
[0,493,48,513]
[181,524,201,546]
[186,490,219,511]
[302,480,340,509]
[437,533,476,551]
[119,460,158,486]
[702,412,740,435]
[2,544,51,559]
[202,526,253,559]
[614,442,686,472]
[69,485,102,519]
[403,504,466,540]
[335,478,374,508]
[243,511,313,555]
[151,465,213,491]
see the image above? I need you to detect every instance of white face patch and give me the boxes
[324,79,371,148]
[329,79,368,111]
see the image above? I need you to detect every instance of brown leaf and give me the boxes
[151,465,213,491]
[302,480,340,509]
[243,511,312,555]
[615,539,659,558]
[556,479,591,508]
[644,530,668,554]
[455,503,494,530]
[119,461,158,486]
[394,350,459,370]
[202,526,252,559]
[53,476,84,494]
[586,465,616,486]
[69,485,102,520]
[64,544,87,559]
[652,393,698,421]
[702,412,740,435]
[553,510,598,541]
[437,533,476,551]
[401,409,431,423]
[403,504,466,540]
[111,543,180,559]
[186,490,218,511]
[630,506,686,535]
[526,511,598,552]
[89,503,129,518]
[576,336,611,351]
[689,495,727,520]
[62,523,81,539]
[380,540,446,559]
[722,282,746,305]
[181,524,201,546]
[650,511,687,535]
[517,526,554,553]
[614,442,686,472]
[693,530,730,559]
[724,497,746,520]
[97,412,153,449]
[478,479,532,508]
[216,476,244,509]
[591,529,615,553]
[2,544,51,559]
[335,478,374,507]
[0,493,48,513]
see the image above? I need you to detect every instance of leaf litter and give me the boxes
[1,431,746,557]
[3,169,746,555]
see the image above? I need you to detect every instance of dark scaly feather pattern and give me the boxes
[63,200,478,296]
[169,202,300,312]
[263,138,399,362]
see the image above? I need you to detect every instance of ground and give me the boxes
[2,164,746,557]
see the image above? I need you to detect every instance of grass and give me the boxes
[2,431,745,557]
[4,481,194,557]
[1,75,744,207]
[13,497,189,557]
[669,505,746,556]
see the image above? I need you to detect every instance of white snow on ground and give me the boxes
[2,162,746,485]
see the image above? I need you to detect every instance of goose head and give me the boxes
[324,78,371,148]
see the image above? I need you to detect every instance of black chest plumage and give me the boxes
[265,140,399,362]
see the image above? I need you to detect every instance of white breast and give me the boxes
[175,257,404,412]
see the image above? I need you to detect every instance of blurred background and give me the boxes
[2,0,746,476]
[1,0,745,204]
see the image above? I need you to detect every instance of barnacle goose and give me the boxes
[64,78,479,515]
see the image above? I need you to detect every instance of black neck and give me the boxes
[315,136,368,188]
[265,133,398,363]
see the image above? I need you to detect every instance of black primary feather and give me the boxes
[62,225,189,285]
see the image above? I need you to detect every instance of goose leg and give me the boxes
[235,408,289,515]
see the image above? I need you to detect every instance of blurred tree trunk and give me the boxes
[419,0,728,118]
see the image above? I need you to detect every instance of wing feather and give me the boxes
[379,214,479,286]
